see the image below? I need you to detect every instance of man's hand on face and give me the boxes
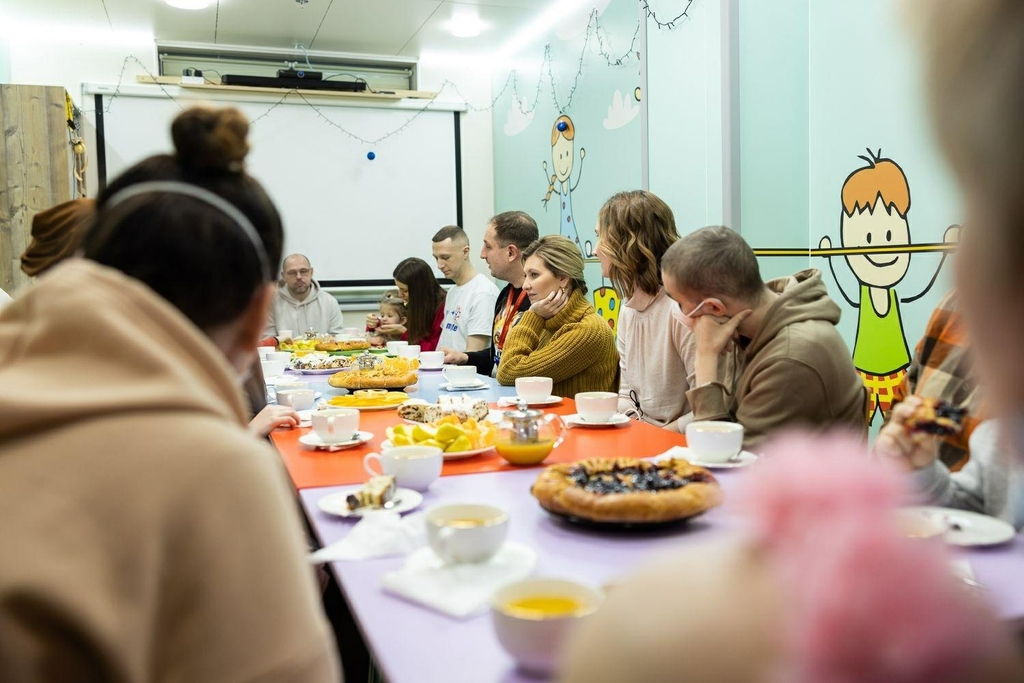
[692,309,753,358]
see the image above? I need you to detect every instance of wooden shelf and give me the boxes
[135,75,436,101]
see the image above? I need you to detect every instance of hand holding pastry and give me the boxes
[875,396,943,470]
[365,313,380,330]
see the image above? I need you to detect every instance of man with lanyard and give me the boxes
[442,211,538,376]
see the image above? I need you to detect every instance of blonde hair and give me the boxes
[597,190,679,299]
[543,115,576,206]
[521,235,588,294]
[914,0,1024,281]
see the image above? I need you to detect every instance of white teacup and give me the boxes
[311,408,360,444]
[492,578,604,676]
[257,347,275,360]
[364,445,443,492]
[386,341,409,355]
[273,380,310,393]
[426,503,509,564]
[268,351,292,365]
[419,351,445,369]
[685,421,744,463]
[344,327,363,337]
[516,377,553,402]
[574,392,618,423]
[398,344,421,358]
[443,365,479,387]
[277,329,293,342]
[276,389,315,411]
[260,359,286,378]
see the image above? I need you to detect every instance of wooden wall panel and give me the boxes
[0,85,72,294]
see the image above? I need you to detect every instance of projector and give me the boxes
[277,68,322,80]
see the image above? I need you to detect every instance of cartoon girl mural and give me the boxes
[542,115,587,255]
[818,149,957,426]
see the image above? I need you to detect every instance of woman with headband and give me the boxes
[0,107,339,681]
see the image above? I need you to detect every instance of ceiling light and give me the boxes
[448,9,484,38]
[165,0,210,10]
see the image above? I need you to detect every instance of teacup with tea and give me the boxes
[685,421,744,463]
[491,577,604,675]
[425,503,508,564]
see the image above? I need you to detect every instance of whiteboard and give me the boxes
[88,88,461,283]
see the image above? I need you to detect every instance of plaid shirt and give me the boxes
[894,291,982,471]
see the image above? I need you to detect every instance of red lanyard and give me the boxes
[497,287,528,349]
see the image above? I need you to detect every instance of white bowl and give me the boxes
[491,578,603,676]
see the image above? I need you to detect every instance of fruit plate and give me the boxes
[381,439,494,460]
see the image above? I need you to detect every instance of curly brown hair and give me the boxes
[597,190,679,299]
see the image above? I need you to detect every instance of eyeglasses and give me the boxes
[284,268,311,278]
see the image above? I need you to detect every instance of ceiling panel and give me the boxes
[1,0,557,59]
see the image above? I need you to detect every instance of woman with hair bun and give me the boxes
[0,107,339,681]
[497,235,618,396]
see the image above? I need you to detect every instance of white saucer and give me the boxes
[660,446,759,469]
[317,487,423,517]
[440,380,488,392]
[418,366,444,372]
[498,395,563,407]
[566,413,630,428]
[901,506,1017,547]
[299,430,374,450]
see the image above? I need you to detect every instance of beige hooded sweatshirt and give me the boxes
[0,261,339,682]
[686,269,866,449]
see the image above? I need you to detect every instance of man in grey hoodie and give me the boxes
[662,226,867,449]
[263,253,344,339]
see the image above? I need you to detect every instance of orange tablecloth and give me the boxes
[271,399,688,490]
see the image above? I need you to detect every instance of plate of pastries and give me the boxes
[328,356,419,389]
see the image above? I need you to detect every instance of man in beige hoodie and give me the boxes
[662,226,866,448]
[0,106,339,682]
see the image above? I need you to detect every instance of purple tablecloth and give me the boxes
[300,467,1024,683]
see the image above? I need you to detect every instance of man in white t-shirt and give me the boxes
[432,225,499,352]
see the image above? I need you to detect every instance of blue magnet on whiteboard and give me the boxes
[557,121,568,132]
[367,151,376,160]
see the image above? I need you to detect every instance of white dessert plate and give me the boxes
[901,506,1016,547]
[299,430,374,450]
[295,367,347,375]
[565,413,630,428]
[497,395,563,407]
[317,487,423,518]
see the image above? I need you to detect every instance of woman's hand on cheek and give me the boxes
[530,287,569,320]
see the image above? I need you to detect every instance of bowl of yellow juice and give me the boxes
[491,578,603,675]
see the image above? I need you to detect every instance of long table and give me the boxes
[270,369,1024,682]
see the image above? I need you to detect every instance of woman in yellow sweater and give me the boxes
[497,235,619,396]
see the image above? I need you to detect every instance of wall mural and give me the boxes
[542,115,587,254]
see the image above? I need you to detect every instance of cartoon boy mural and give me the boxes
[542,115,587,254]
[819,149,956,425]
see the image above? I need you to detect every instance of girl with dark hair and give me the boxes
[0,107,339,682]
[384,257,446,351]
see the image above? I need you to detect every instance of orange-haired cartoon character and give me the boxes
[819,149,957,425]
[543,115,586,254]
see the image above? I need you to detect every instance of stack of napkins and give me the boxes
[381,542,537,619]
[308,511,426,563]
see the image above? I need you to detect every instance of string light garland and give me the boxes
[83,4,650,147]
[641,0,695,29]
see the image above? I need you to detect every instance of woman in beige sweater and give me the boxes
[497,236,618,397]
[596,190,714,431]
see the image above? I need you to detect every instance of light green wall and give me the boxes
[491,0,642,324]
[0,34,10,83]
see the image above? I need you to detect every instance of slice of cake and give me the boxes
[397,398,489,424]
[346,475,397,510]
